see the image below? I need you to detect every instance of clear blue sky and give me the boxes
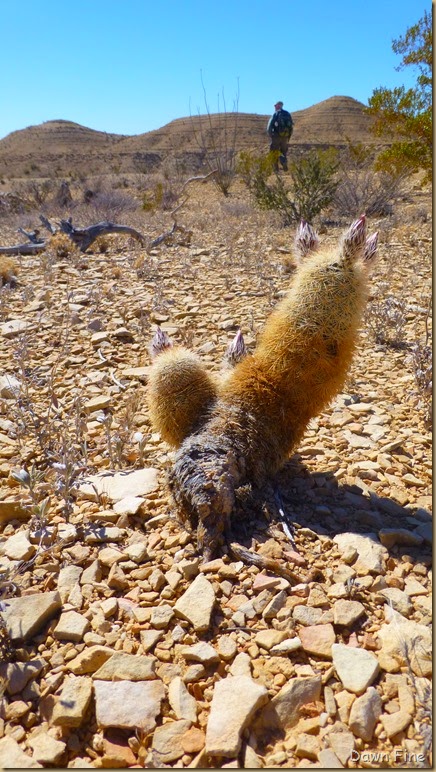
[2,0,427,140]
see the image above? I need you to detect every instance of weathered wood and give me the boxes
[0,242,46,255]
[58,219,146,252]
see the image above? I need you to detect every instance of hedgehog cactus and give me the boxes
[148,216,379,560]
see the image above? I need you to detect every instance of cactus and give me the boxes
[149,217,379,560]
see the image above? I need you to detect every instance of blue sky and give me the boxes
[2,1,427,139]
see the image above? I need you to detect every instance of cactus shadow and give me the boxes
[229,456,431,568]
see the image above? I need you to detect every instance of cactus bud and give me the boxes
[294,220,319,258]
[340,214,367,263]
[225,330,247,367]
[364,232,379,262]
[150,327,172,359]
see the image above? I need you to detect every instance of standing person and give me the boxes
[267,101,293,171]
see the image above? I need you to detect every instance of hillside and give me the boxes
[0,96,380,179]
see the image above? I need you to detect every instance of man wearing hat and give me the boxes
[267,101,294,171]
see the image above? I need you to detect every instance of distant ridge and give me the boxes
[0,96,380,178]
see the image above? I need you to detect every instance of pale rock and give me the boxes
[262,589,287,619]
[52,676,93,727]
[0,658,45,695]
[100,597,118,618]
[255,629,288,651]
[0,735,42,768]
[0,499,29,524]
[404,577,427,596]
[206,676,268,756]
[77,467,159,502]
[174,572,215,631]
[333,599,366,626]
[100,734,137,768]
[270,636,302,654]
[377,607,432,677]
[0,590,61,642]
[94,679,165,730]
[332,644,379,694]
[261,676,322,730]
[182,642,219,665]
[0,319,32,338]
[80,559,102,584]
[92,652,156,680]
[252,573,283,593]
[53,610,90,642]
[0,373,21,398]
[328,730,355,766]
[318,748,344,767]
[67,645,114,674]
[124,541,149,563]
[168,676,198,721]
[378,587,413,617]
[378,527,424,548]
[150,604,174,629]
[299,624,335,658]
[217,635,238,661]
[113,495,145,515]
[293,605,323,626]
[295,732,319,760]
[57,565,83,602]
[2,530,35,561]
[152,719,192,763]
[84,394,111,413]
[229,652,252,677]
[380,709,412,738]
[333,533,387,574]
[28,733,67,765]
[348,686,382,741]
[140,629,163,652]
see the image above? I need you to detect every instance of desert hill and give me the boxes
[0,96,381,179]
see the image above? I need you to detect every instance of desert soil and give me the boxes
[0,179,432,768]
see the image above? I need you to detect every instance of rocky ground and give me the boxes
[0,179,432,768]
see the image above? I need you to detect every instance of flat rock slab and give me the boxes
[206,675,268,756]
[333,532,387,574]
[262,675,322,731]
[0,319,33,338]
[94,679,165,731]
[92,652,156,681]
[0,658,46,695]
[0,735,42,768]
[0,590,61,642]
[332,643,380,694]
[377,607,432,677]
[52,676,93,727]
[174,572,216,632]
[76,467,159,502]
[152,719,192,764]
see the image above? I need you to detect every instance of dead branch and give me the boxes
[58,218,146,252]
[0,242,46,256]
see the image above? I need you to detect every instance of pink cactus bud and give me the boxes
[150,327,172,359]
[364,232,379,262]
[340,214,367,263]
[225,329,247,366]
[294,220,319,257]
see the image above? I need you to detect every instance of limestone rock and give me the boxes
[94,679,165,730]
[67,645,114,674]
[333,599,366,627]
[348,686,382,741]
[152,719,192,764]
[168,676,198,722]
[28,733,67,765]
[299,623,335,658]
[377,607,432,677]
[1,530,35,561]
[76,467,159,502]
[92,652,156,681]
[261,675,322,731]
[174,572,216,631]
[206,675,268,756]
[333,533,387,574]
[0,735,42,767]
[53,610,90,642]
[332,644,380,694]
[52,676,93,727]
[0,590,61,642]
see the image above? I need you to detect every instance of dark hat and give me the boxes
[275,101,284,107]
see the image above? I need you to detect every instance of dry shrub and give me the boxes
[0,255,18,285]
[47,233,78,258]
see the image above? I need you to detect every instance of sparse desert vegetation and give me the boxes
[0,97,432,769]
